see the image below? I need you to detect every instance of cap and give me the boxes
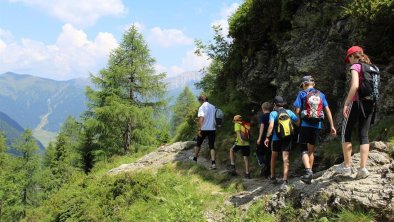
[273,96,286,105]
[233,115,242,121]
[344,46,363,63]
[299,75,315,88]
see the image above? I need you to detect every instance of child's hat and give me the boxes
[299,75,314,88]
[233,115,242,121]
[344,46,363,63]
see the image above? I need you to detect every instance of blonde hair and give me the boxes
[261,102,272,111]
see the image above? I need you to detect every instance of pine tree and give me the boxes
[171,87,199,132]
[171,87,200,142]
[85,25,166,155]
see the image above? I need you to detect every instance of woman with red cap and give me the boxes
[335,46,376,179]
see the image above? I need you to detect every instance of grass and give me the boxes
[334,209,374,222]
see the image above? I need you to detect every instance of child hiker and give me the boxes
[229,115,251,179]
[264,96,299,189]
[256,101,273,178]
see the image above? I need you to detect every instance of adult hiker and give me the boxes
[293,75,336,184]
[190,95,217,169]
[264,96,299,189]
[256,101,273,178]
[229,115,251,179]
[335,46,380,179]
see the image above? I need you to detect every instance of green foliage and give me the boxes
[28,165,226,221]
[335,209,374,222]
[278,204,298,222]
[344,0,394,21]
[243,199,276,222]
[85,25,167,155]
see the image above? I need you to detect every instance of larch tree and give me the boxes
[85,25,167,155]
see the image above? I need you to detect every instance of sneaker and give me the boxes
[210,164,217,170]
[301,170,313,184]
[333,163,352,176]
[280,180,289,190]
[244,173,251,179]
[355,168,370,179]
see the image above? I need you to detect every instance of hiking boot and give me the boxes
[210,164,217,170]
[355,168,370,179]
[301,170,313,184]
[189,156,197,163]
[280,180,289,190]
[333,163,352,176]
[229,165,236,176]
[269,176,278,184]
[244,173,251,179]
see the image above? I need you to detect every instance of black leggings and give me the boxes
[341,100,374,145]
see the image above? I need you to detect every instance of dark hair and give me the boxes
[198,95,208,102]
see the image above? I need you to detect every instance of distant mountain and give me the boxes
[0,72,89,132]
[0,111,45,154]
[164,71,203,104]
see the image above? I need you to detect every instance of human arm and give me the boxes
[264,121,274,147]
[197,116,204,136]
[257,123,264,145]
[343,70,359,118]
[324,106,336,136]
[295,107,301,127]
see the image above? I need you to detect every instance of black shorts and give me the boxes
[232,145,251,156]
[272,138,292,152]
[298,126,320,146]
[196,130,216,149]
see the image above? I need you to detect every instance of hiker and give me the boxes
[229,115,251,178]
[293,75,336,184]
[335,46,379,179]
[256,101,273,178]
[264,96,299,188]
[190,95,217,169]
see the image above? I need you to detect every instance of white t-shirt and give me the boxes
[197,102,216,131]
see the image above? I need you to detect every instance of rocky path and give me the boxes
[108,141,394,221]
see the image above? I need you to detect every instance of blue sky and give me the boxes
[0,0,241,80]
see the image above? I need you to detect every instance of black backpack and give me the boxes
[357,63,380,123]
[358,63,380,101]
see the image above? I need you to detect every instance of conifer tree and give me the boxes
[85,25,166,155]
[171,87,199,132]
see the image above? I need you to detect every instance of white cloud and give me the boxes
[7,0,126,27]
[211,3,240,37]
[0,24,118,80]
[149,27,193,48]
[181,48,211,71]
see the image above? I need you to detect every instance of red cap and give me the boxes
[344,46,363,63]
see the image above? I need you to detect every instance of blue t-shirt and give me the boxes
[293,88,328,129]
[269,109,298,141]
[258,112,270,139]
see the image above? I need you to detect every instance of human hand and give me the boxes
[330,127,337,136]
[343,105,350,118]
[257,138,261,145]
[264,138,269,147]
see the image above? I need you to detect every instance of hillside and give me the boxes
[0,111,45,153]
[0,72,88,132]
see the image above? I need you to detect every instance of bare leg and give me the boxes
[341,142,353,167]
[271,151,278,178]
[282,151,290,180]
[210,149,216,161]
[230,148,235,165]
[308,144,315,170]
[243,156,249,174]
[359,144,369,168]
[194,146,201,158]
